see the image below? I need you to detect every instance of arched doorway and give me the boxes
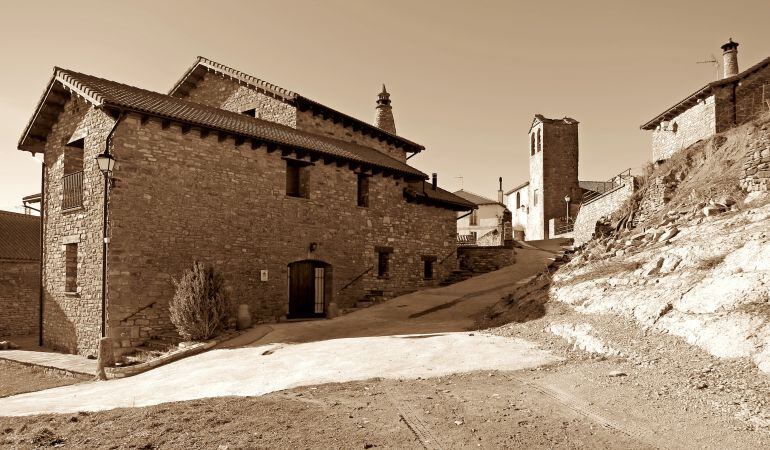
[287,260,331,319]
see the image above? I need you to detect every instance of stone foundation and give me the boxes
[573,182,635,247]
[741,126,770,192]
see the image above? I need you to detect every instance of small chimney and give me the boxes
[721,38,739,79]
[374,85,397,134]
[497,177,504,203]
[432,173,437,190]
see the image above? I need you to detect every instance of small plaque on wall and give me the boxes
[260,270,268,282]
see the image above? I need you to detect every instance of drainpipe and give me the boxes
[100,110,125,338]
[38,160,45,347]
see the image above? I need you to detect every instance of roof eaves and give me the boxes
[504,181,529,195]
[639,83,714,130]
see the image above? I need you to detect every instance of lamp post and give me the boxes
[564,195,571,221]
[95,152,115,338]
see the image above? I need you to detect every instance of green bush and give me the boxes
[169,261,229,341]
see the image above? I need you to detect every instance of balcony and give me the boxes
[62,171,84,210]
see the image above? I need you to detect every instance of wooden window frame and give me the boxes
[285,158,311,198]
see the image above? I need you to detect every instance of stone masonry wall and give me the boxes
[651,95,716,162]
[715,64,770,133]
[529,120,580,240]
[177,72,408,162]
[180,72,297,127]
[636,174,676,225]
[741,124,770,192]
[41,96,115,356]
[457,246,515,273]
[0,260,39,337]
[295,110,406,162]
[104,114,456,350]
[573,181,635,247]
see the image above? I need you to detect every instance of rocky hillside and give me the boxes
[555,114,770,373]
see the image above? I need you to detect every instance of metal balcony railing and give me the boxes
[62,171,84,210]
[582,168,632,205]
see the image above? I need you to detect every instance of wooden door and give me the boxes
[288,261,326,318]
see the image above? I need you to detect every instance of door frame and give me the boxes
[287,259,332,319]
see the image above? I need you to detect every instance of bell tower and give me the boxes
[527,115,580,239]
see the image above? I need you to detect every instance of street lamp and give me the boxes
[95,152,115,338]
[564,195,571,220]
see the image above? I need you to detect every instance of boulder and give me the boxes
[702,205,726,217]
[659,226,679,243]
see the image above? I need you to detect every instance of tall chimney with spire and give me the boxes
[374,85,397,134]
[721,38,739,79]
[497,177,504,203]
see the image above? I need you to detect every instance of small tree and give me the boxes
[169,261,229,341]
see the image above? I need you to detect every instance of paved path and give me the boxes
[0,349,96,376]
[0,244,563,416]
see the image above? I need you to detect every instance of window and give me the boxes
[65,243,78,293]
[357,174,370,207]
[241,108,257,118]
[422,256,436,280]
[62,138,85,210]
[516,192,521,209]
[533,189,539,206]
[285,159,310,198]
[671,122,678,133]
[530,133,535,156]
[376,246,392,278]
[537,129,542,152]
[469,210,478,226]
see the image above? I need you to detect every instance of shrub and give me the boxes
[169,261,229,341]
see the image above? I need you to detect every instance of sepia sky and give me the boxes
[1,0,769,211]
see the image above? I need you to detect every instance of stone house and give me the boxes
[0,210,40,337]
[16,58,474,356]
[454,183,508,246]
[641,39,770,162]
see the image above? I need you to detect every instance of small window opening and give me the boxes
[530,133,535,156]
[534,189,539,206]
[241,108,257,118]
[422,256,436,280]
[376,247,392,278]
[357,174,370,207]
[537,129,542,152]
[516,192,521,209]
[285,159,310,198]
[63,138,84,176]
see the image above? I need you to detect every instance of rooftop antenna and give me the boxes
[696,54,720,80]
[453,176,464,190]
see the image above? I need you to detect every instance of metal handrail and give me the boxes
[337,266,373,294]
[62,171,84,210]
[582,168,632,205]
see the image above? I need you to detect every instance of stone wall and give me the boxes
[295,110,406,162]
[178,72,407,162]
[41,96,115,356]
[573,181,635,247]
[651,95,716,162]
[457,245,515,273]
[715,64,770,132]
[181,72,297,127]
[103,114,457,351]
[0,260,39,337]
[636,174,676,225]
[741,125,770,192]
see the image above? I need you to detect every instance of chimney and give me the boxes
[721,38,739,79]
[497,177,504,203]
[374,85,397,134]
[431,173,437,190]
